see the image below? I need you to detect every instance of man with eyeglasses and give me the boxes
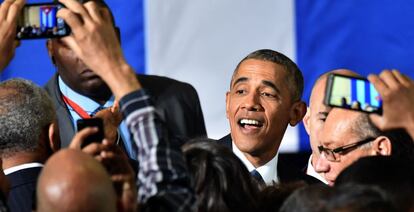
[314,107,414,186]
[303,69,358,184]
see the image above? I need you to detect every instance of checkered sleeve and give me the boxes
[119,89,195,212]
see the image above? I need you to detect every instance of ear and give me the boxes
[46,39,58,65]
[225,91,230,119]
[48,121,60,152]
[303,107,311,135]
[371,136,392,156]
[289,101,307,126]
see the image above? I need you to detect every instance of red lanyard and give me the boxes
[62,95,92,119]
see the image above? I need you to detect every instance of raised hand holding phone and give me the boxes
[75,118,104,149]
[16,3,71,40]
[57,0,141,100]
[324,73,383,114]
[368,70,414,139]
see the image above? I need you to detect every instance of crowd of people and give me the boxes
[1,0,414,211]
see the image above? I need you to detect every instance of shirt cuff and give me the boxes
[119,89,153,116]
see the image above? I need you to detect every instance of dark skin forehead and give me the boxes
[230,59,291,99]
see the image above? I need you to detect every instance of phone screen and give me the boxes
[76,118,104,148]
[16,3,70,39]
[325,74,382,114]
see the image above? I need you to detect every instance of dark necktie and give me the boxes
[250,169,265,184]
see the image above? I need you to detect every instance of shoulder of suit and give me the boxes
[136,73,198,95]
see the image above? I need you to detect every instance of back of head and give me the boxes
[0,78,55,157]
[335,156,414,211]
[326,184,397,212]
[260,181,307,212]
[234,49,304,101]
[280,184,334,212]
[36,149,117,212]
[182,139,259,212]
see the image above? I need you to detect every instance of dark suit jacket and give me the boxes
[7,167,42,212]
[218,134,321,184]
[45,73,207,147]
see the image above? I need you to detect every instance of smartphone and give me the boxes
[324,73,383,114]
[16,3,71,40]
[76,118,104,148]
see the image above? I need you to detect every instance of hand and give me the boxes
[94,105,123,143]
[70,129,137,211]
[368,70,414,138]
[69,127,105,154]
[97,141,137,212]
[57,0,140,99]
[0,0,25,71]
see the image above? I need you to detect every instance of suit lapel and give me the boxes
[44,73,76,148]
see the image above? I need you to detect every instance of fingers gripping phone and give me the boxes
[324,73,383,114]
[76,118,104,148]
[16,3,71,39]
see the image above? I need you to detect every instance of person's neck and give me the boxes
[77,86,112,105]
[2,152,46,170]
[89,91,112,105]
[244,150,277,168]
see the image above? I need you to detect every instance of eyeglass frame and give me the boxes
[317,137,376,162]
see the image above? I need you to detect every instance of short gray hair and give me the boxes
[0,79,55,157]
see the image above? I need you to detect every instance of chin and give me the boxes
[233,136,261,154]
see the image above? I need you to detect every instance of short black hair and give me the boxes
[182,139,260,212]
[335,156,414,212]
[232,49,304,101]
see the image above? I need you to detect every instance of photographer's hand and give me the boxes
[0,0,24,72]
[57,0,140,100]
[368,69,414,139]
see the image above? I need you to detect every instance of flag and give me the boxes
[3,0,414,152]
[39,6,57,29]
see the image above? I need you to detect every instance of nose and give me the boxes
[241,92,263,111]
[314,153,330,174]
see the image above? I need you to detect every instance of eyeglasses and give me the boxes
[317,137,375,162]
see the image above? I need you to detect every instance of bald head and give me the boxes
[305,69,359,165]
[36,149,117,212]
[310,69,360,107]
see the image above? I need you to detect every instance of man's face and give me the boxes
[226,59,295,163]
[47,38,107,96]
[314,109,372,185]
[305,78,331,165]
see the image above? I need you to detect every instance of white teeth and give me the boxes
[240,119,261,126]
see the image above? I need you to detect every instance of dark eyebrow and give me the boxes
[232,77,248,88]
[262,80,280,94]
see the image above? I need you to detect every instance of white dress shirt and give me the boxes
[232,141,279,185]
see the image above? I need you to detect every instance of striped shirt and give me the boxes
[119,89,195,212]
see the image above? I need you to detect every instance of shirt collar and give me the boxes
[306,154,329,184]
[232,141,279,185]
[4,162,44,175]
[58,76,114,113]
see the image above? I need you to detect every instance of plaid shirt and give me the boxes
[119,90,195,212]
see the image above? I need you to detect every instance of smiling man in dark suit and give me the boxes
[219,49,312,184]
